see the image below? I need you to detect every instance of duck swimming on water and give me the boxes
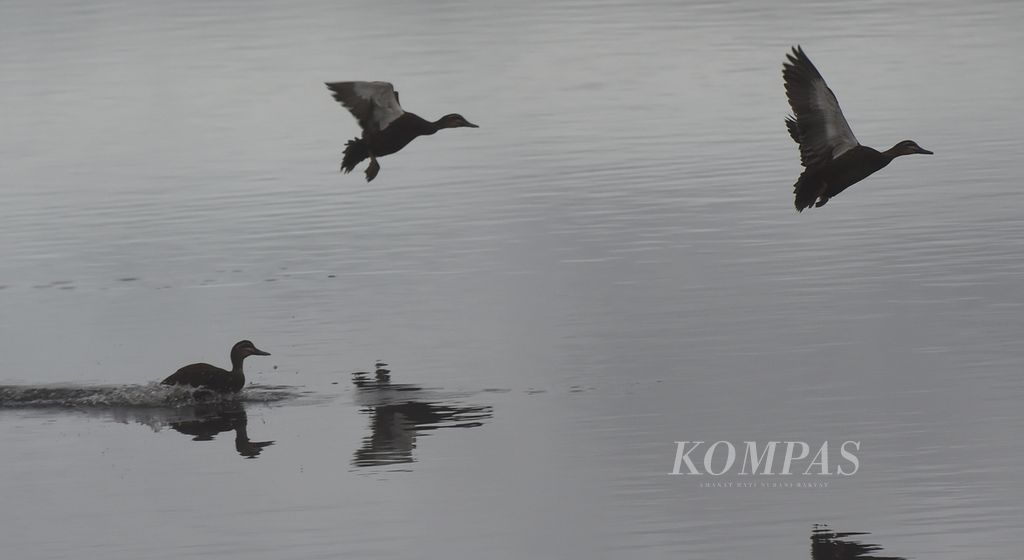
[325,81,478,181]
[161,340,270,393]
[783,46,932,211]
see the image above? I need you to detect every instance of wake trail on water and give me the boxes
[0,382,295,408]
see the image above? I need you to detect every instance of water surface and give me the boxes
[2,0,1023,558]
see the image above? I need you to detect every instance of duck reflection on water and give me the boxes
[106,397,276,459]
[165,400,274,459]
[0,383,279,459]
[811,525,905,560]
[351,362,492,469]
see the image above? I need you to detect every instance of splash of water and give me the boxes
[0,382,294,408]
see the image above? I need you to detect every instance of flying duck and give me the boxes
[783,46,932,211]
[161,340,270,393]
[325,81,478,181]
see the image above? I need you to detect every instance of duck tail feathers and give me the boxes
[341,138,369,174]
[793,169,819,212]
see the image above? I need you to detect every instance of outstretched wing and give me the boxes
[325,81,405,132]
[783,46,860,167]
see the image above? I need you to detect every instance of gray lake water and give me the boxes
[2,0,1023,558]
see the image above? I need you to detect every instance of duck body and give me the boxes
[359,112,439,158]
[790,141,893,210]
[161,340,270,393]
[162,363,246,393]
[783,46,932,211]
[326,81,477,182]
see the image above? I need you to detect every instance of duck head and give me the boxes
[891,140,933,156]
[231,340,271,363]
[436,113,478,129]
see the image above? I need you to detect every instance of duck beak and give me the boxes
[463,120,479,128]
[251,347,271,356]
[916,146,933,155]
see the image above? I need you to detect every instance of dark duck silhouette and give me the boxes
[783,46,932,211]
[161,340,270,393]
[325,81,477,181]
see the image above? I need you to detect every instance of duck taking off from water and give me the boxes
[325,81,478,181]
[783,46,932,211]
[161,340,270,393]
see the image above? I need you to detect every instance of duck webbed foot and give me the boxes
[814,196,830,208]
[365,156,381,182]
